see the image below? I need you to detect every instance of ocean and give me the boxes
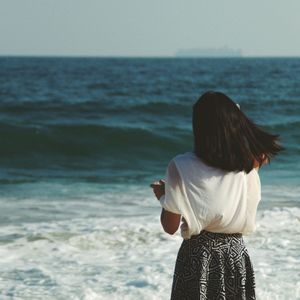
[0,57,299,299]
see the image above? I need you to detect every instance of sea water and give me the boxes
[0,57,299,299]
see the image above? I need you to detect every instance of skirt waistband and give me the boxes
[190,230,243,240]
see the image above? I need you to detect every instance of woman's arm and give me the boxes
[151,180,181,235]
[160,208,181,235]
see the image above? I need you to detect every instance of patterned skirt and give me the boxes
[170,230,256,300]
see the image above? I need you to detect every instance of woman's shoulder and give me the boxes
[171,151,211,174]
[172,152,251,177]
[170,153,261,183]
[172,151,198,164]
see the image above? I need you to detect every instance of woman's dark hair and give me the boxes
[193,91,284,173]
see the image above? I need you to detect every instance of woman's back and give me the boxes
[161,151,261,239]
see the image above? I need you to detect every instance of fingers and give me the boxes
[150,182,159,188]
[150,180,165,188]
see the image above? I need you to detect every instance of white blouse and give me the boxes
[159,151,261,239]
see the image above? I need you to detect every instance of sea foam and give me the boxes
[0,203,299,299]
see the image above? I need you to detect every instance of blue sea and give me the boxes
[0,57,299,300]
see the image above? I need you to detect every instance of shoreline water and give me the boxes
[0,184,299,299]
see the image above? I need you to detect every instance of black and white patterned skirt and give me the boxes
[170,230,256,300]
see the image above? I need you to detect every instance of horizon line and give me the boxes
[0,54,300,59]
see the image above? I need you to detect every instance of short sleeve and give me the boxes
[159,160,185,215]
[248,168,261,202]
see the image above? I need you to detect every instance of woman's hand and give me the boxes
[253,154,269,170]
[150,179,165,200]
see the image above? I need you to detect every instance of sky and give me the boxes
[0,0,299,57]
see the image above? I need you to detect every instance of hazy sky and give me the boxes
[0,0,299,57]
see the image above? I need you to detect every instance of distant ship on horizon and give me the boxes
[175,47,242,57]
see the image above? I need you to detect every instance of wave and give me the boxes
[0,100,103,114]
[0,122,191,158]
[263,120,300,129]
[131,101,191,115]
[0,99,190,116]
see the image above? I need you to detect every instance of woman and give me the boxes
[151,91,283,300]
